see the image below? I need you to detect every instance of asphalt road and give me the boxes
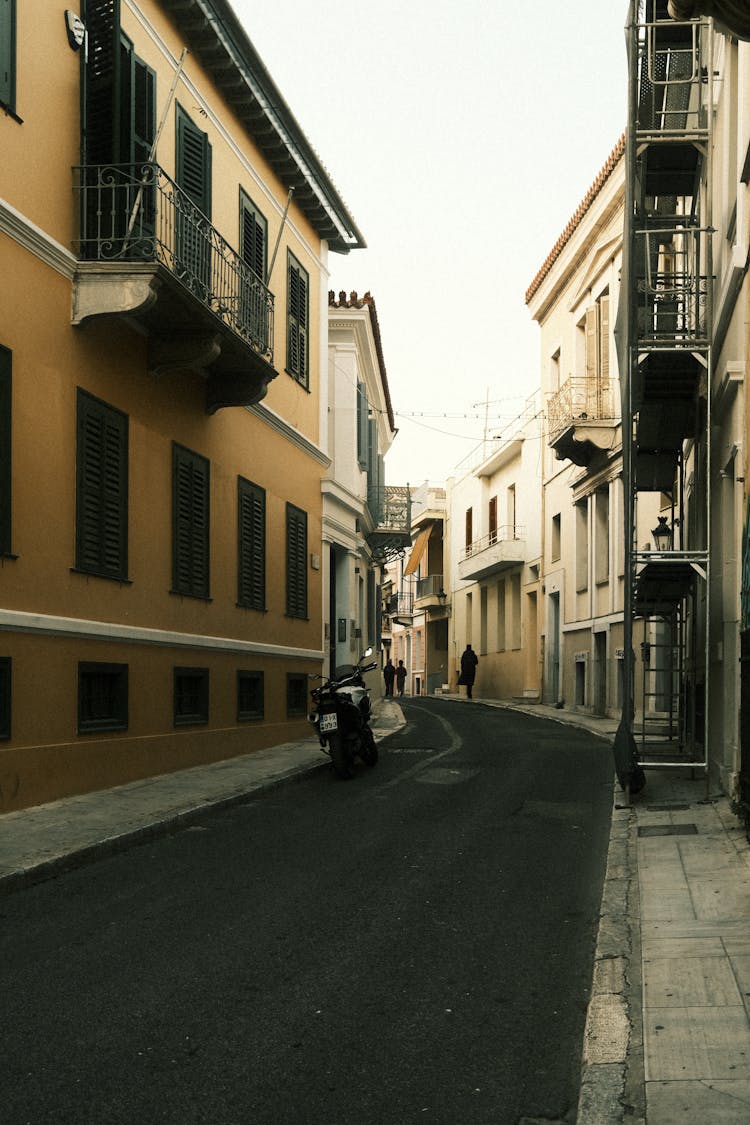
[0,698,615,1125]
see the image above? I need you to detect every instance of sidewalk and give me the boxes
[0,698,407,895]
[2,693,749,1123]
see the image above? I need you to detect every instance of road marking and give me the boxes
[377,707,463,790]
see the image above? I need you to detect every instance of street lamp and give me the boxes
[651,515,673,552]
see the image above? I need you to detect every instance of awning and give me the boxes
[403,522,433,577]
[669,0,750,40]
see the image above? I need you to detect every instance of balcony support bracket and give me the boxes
[72,263,160,326]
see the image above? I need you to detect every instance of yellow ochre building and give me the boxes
[0,1,364,810]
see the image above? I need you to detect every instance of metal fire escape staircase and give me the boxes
[622,1,712,777]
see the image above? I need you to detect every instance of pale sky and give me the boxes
[233,1,630,485]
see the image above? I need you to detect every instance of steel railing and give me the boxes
[75,163,274,361]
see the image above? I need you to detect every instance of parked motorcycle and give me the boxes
[308,648,379,778]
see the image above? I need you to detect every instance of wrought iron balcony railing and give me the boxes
[547,377,617,441]
[74,163,274,361]
[460,527,525,563]
[386,593,413,617]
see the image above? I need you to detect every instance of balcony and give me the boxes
[72,164,277,414]
[547,377,618,466]
[415,574,449,615]
[366,485,412,563]
[386,592,413,626]
[458,526,526,583]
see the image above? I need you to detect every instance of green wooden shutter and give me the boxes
[0,0,15,111]
[238,477,265,610]
[173,444,210,598]
[0,346,10,555]
[286,503,307,618]
[287,254,309,386]
[240,193,267,281]
[83,0,121,164]
[177,106,211,215]
[76,390,128,579]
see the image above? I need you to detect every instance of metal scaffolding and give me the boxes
[619,0,712,785]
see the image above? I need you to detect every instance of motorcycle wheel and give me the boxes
[329,732,354,780]
[360,730,379,768]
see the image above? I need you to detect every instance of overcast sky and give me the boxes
[233,1,630,485]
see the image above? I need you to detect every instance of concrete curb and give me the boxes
[0,759,330,897]
[576,786,644,1124]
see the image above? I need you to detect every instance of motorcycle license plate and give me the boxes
[319,713,338,733]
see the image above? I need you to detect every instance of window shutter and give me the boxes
[585,305,599,382]
[0,0,15,110]
[0,346,10,555]
[286,504,307,618]
[599,294,610,385]
[465,508,473,550]
[132,55,156,166]
[76,391,128,579]
[287,255,309,384]
[489,496,497,541]
[173,444,209,598]
[83,0,121,164]
[177,107,211,216]
[240,194,266,281]
[238,477,265,610]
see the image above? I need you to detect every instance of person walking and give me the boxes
[460,644,478,699]
[395,659,407,697]
[383,657,396,697]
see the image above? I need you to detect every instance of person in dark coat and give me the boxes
[395,660,407,697]
[383,658,396,697]
[460,644,478,699]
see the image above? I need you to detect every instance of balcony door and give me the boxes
[175,105,212,300]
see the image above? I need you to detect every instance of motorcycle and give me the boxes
[308,648,379,779]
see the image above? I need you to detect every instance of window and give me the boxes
[174,667,208,726]
[286,673,307,717]
[0,0,16,114]
[356,382,369,469]
[0,346,11,555]
[465,508,473,551]
[76,390,128,581]
[237,670,264,721]
[595,487,610,584]
[78,662,128,733]
[496,579,506,652]
[510,572,522,650]
[507,484,516,537]
[286,252,309,387]
[551,513,561,563]
[576,499,588,592]
[580,499,589,594]
[173,444,210,599]
[0,656,10,739]
[238,477,265,610]
[488,496,497,544]
[286,503,307,619]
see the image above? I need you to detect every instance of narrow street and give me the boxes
[0,700,614,1125]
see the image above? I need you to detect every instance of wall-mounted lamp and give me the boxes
[651,516,673,552]
[65,11,86,52]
